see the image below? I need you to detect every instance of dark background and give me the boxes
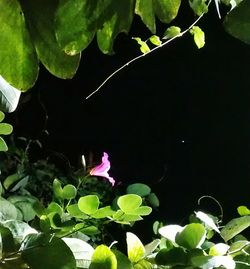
[7,4,250,230]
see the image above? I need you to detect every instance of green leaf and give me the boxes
[117,194,142,214]
[67,204,86,219]
[191,255,235,269]
[209,243,230,256]
[147,193,160,207]
[126,232,145,263]
[155,247,187,266]
[175,223,206,249]
[0,111,4,122]
[189,26,205,49]
[149,35,162,46]
[62,184,77,200]
[134,259,153,269]
[195,211,220,233]
[53,179,63,200]
[55,0,99,55]
[62,237,94,269]
[158,224,184,242]
[154,0,181,24]
[78,195,99,215]
[0,197,18,220]
[97,0,134,54]
[127,183,151,197]
[0,76,21,113]
[163,26,181,39]
[189,0,208,16]
[113,250,133,269]
[132,206,152,216]
[0,137,8,152]
[224,0,250,45]
[0,225,16,254]
[132,37,151,54]
[135,0,156,33]
[221,216,250,242]
[238,206,250,216]
[144,239,161,257]
[22,233,76,269]
[91,206,116,219]
[0,0,38,91]
[21,0,80,79]
[0,123,13,135]
[89,244,117,269]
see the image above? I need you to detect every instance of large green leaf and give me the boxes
[21,0,80,79]
[0,76,21,113]
[224,0,250,45]
[135,0,156,33]
[97,0,135,54]
[89,244,117,269]
[154,0,181,24]
[117,194,142,214]
[55,0,100,55]
[0,0,38,91]
[78,195,100,215]
[126,232,145,263]
[22,233,76,269]
[175,223,206,249]
[221,216,250,242]
[126,183,151,197]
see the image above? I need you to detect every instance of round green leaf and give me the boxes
[147,192,160,207]
[91,206,116,219]
[78,195,99,215]
[89,244,117,269]
[62,184,77,200]
[126,183,151,197]
[117,194,142,214]
[0,123,13,135]
[175,223,206,249]
[0,111,5,122]
[133,206,152,216]
[154,0,181,23]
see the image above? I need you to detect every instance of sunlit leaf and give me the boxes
[62,238,94,268]
[134,259,152,269]
[221,216,250,242]
[163,26,181,39]
[209,243,230,256]
[191,255,235,269]
[144,239,161,257]
[97,0,134,54]
[53,179,63,200]
[126,232,145,263]
[238,206,250,216]
[78,195,99,215]
[91,206,116,219]
[0,111,4,122]
[189,0,208,16]
[135,0,155,33]
[195,211,220,233]
[0,137,8,152]
[158,224,183,242]
[189,26,205,49]
[175,223,206,249]
[0,76,21,113]
[149,35,162,46]
[89,244,117,269]
[0,0,38,91]
[21,0,80,79]
[154,0,181,23]
[0,123,13,135]
[117,194,142,214]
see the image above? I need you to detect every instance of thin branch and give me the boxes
[85,4,210,100]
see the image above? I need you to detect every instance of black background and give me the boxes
[7,3,250,231]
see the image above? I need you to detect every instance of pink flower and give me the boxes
[89,152,115,186]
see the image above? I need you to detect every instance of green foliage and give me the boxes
[0,111,13,152]
[0,0,248,94]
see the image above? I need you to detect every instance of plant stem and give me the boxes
[85,2,211,100]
